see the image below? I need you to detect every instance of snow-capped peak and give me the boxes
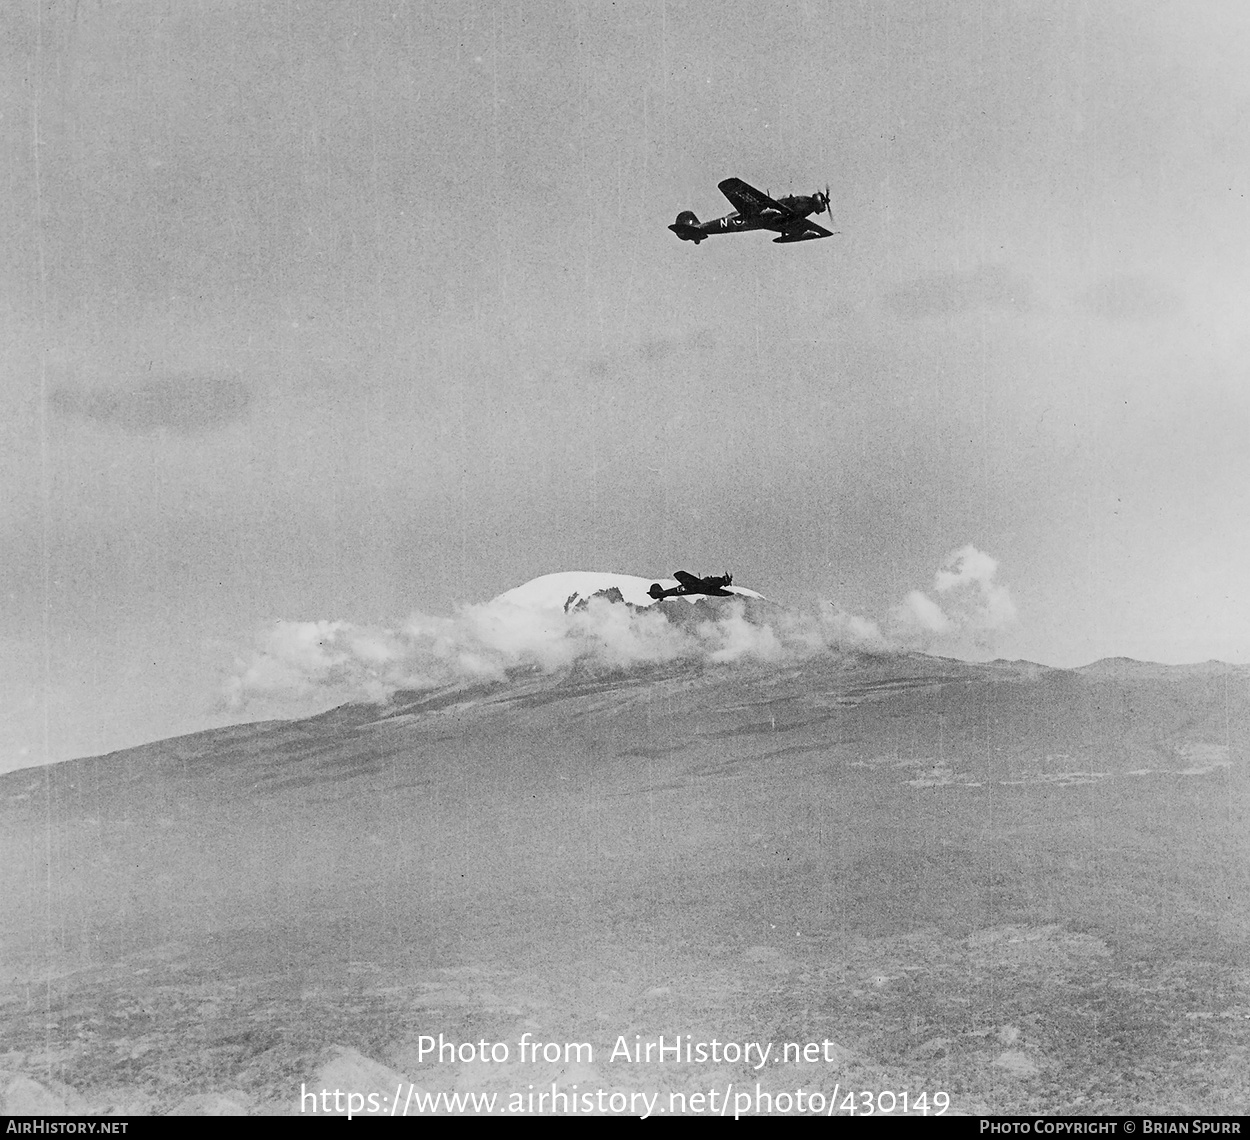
[492,571,764,611]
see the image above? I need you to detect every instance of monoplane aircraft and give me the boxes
[668,178,836,244]
[648,571,735,600]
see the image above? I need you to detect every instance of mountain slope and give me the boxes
[2,650,1248,1115]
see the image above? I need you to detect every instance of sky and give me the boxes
[4,0,1249,771]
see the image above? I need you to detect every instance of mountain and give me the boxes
[1075,657,1250,680]
[1,597,1248,1116]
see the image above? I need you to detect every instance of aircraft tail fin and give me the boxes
[668,210,704,243]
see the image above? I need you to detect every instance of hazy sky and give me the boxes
[5,0,1249,770]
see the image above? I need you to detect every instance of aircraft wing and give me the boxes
[772,219,836,243]
[673,570,703,590]
[718,178,787,217]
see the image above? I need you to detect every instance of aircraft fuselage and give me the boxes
[675,205,820,240]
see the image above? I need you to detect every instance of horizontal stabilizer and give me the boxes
[668,222,705,243]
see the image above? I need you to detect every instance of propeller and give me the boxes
[821,183,832,222]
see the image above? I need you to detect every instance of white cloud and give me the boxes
[225,549,1021,714]
[888,544,1019,653]
[934,545,1001,595]
[894,589,956,635]
[935,544,1019,633]
[225,594,870,713]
